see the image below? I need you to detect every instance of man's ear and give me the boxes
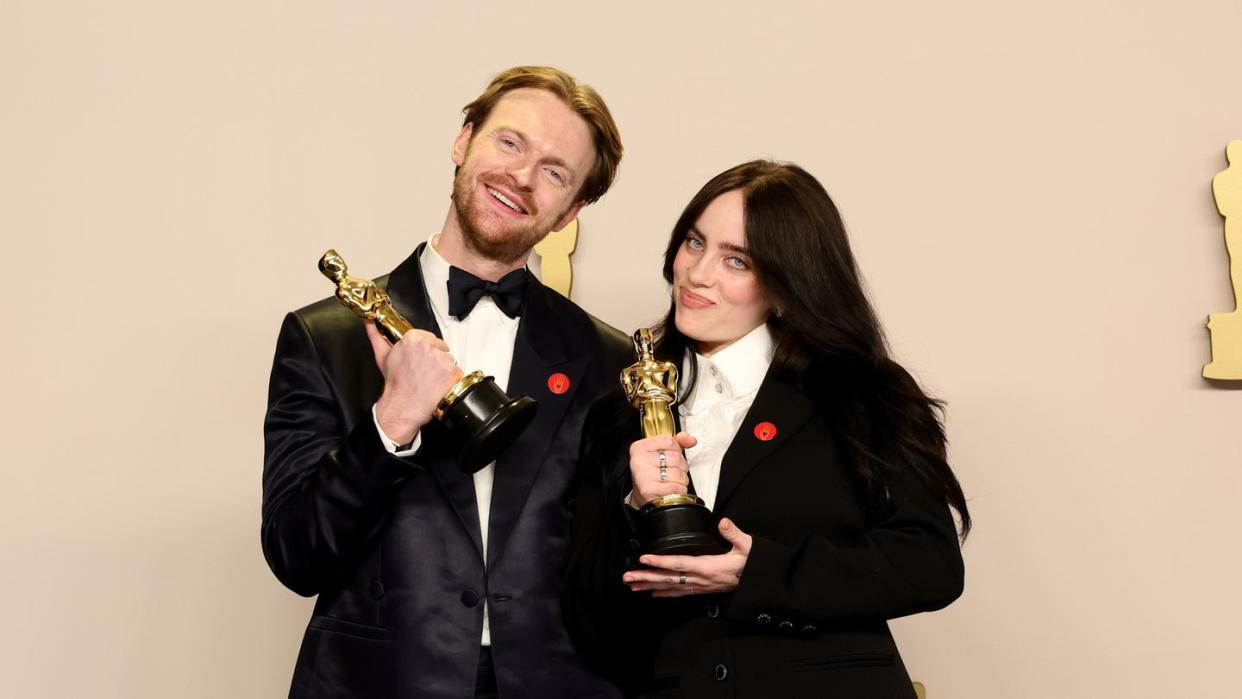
[451,123,474,166]
[552,202,585,233]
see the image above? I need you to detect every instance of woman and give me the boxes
[565,160,971,699]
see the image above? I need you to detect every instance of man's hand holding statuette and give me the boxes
[366,323,463,445]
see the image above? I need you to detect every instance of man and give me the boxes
[262,66,629,699]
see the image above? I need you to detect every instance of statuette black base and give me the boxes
[441,376,537,474]
[637,500,728,556]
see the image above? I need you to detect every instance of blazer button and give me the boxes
[368,580,385,600]
[802,623,818,634]
[460,589,481,608]
[706,604,720,619]
[714,664,728,681]
[756,613,771,624]
[778,621,794,631]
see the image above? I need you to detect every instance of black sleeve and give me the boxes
[260,312,420,596]
[562,398,657,690]
[726,449,964,626]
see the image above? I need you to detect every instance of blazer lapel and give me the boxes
[486,276,588,568]
[714,372,817,512]
[386,244,485,560]
[384,242,442,338]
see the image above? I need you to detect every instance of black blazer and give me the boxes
[565,369,965,699]
[262,245,629,699]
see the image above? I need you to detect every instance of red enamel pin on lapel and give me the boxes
[753,421,777,441]
[547,372,571,395]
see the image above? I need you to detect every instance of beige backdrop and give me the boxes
[2,1,1240,697]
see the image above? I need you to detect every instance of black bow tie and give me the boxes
[447,266,528,320]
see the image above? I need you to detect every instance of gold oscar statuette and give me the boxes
[319,249,537,472]
[621,328,726,555]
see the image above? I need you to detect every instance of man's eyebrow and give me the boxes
[492,125,527,143]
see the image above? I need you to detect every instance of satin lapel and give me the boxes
[714,373,817,512]
[486,276,586,568]
[386,244,484,560]
[383,242,442,339]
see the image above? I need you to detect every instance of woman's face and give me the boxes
[672,189,772,356]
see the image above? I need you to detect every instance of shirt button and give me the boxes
[756,613,771,623]
[715,383,723,394]
[710,366,718,376]
[714,664,728,681]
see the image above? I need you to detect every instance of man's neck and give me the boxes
[435,206,530,282]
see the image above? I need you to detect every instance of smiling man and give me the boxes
[262,67,627,699]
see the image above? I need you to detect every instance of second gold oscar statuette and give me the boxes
[621,328,727,555]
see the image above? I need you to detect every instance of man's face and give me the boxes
[450,88,596,264]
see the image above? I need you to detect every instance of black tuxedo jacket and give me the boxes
[565,369,964,699]
[263,245,629,699]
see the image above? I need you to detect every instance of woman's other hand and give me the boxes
[622,518,752,597]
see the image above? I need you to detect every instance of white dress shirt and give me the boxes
[679,324,775,511]
[372,234,521,647]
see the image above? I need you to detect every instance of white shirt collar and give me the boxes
[418,234,453,319]
[681,323,775,415]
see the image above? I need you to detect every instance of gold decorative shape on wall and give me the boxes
[1204,141,1242,380]
[534,218,579,298]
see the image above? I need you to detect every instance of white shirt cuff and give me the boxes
[624,490,640,510]
[372,403,421,456]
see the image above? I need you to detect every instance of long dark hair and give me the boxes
[635,160,970,538]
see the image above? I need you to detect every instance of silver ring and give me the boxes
[658,450,668,468]
[678,572,687,585]
[659,467,668,482]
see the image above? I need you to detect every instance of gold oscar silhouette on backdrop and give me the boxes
[533,218,578,297]
[1204,141,1242,380]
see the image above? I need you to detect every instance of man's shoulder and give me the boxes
[289,274,393,340]
[535,286,630,364]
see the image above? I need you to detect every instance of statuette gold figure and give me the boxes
[319,249,414,344]
[621,328,679,438]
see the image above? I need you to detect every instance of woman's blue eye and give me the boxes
[728,257,749,269]
[686,237,704,250]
